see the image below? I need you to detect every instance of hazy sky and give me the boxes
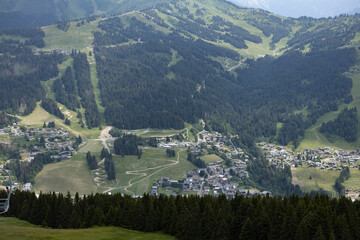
[228,0,360,18]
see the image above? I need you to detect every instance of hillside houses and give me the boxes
[151,131,258,198]
[260,142,360,171]
[0,124,78,178]
[152,151,252,199]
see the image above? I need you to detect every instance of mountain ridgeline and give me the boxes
[92,0,358,147]
[1,0,360,143]
[0,0,170,29]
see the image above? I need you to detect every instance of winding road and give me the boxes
[121,149,185,195]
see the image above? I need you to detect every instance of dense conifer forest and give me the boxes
[2,190,360,240]
[0,112,18,128]
[86,152,98,171]
[53,66,81,111]
[94,12,356,145]
[100,148,116,180]
[41,98,65,120]
[0,29,62,114]
[6,153,54,184]
[72,53,100,128]
[113,134,142,156]
[320,108,359,142]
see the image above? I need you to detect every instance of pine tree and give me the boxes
[239,217,255,240]
[313,226,326,240]
[69,210,80,228]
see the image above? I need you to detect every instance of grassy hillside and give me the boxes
[0,217,175,240]
[19,102,101,139]
[0,0,169,29]
[297,67,360,151]
[33,141,103,195]
[96,147,196,196]
[42,19,100,51]
[292,166,339,197]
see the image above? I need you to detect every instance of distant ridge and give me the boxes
[0,0,168,29]
[347,7,360,15]
[227,0,360,18]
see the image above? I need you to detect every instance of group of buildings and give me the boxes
[0,123,77,192]
[152,131,271,198]
[260,142,360,199]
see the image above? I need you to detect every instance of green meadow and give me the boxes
[0,217,175,240]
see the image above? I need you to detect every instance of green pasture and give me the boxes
[33,151,98,195]
[343,168,360,191]
[102,147,196,195]
[19,102,101,139]
[297,72,360,151]
[201,154,223,164]
[42,19,100,51]
[292,166,339,196]
[0,217,175,240]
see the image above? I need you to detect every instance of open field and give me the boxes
[19,102,101,139]
[297,71,360,151]
[292,166,339,197]
[201,154,223,164]
[33,151,97,195]
[128,128,186,138]
[33,140,105,195]
[343,168,360,191]
[0,217,174,240]
[42,19,100,51]
[33,142,196,196]
[97,147,196,195]
[125,148,195,195]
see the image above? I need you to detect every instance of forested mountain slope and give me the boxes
[92,0,360,148]
[1,0,360,148]
[0,0,169,29]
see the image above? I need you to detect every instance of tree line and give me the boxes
[41,98,64,120]
[0,27,63,115]
[166,149,176,157]
[101,148,116,180]
[53,66,80,111]
[6,153,54,184]
[187,152,206,168]
[113,134,142,156]
[86,152,98,170]
[72,52,100,128]
[0,143,20,162]
[3,190,360,240]
[0,112,18,128]
[334,168,351,196]
[320,107,358,142]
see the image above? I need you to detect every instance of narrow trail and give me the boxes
[229,137,238,154]
[45,81,51,98]
[273,47,282,56]
[311,125,322,142]
[96,126,112,151]
[96,157,120,194]
[121,149,185,196]
[224,58,243,72]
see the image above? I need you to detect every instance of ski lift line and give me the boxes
[0,167,13,214]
